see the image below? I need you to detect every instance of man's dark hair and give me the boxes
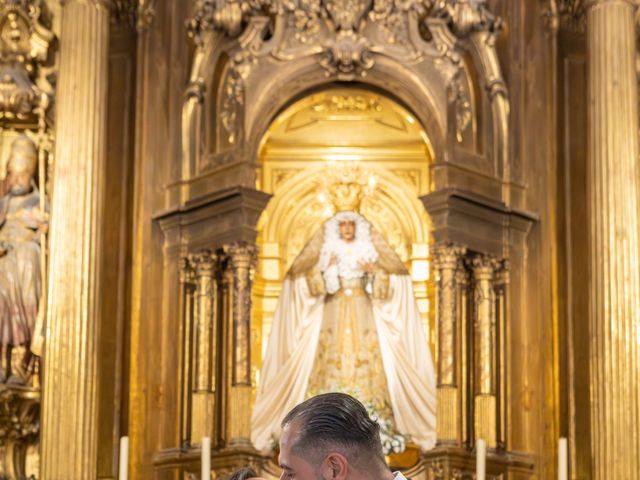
[227,467,258,480]
[281,393,386,470]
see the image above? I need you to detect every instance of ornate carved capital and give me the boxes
[544,0,587,32]
[223,242,258,273]
[111,0,155,30]
[470,253,499,280]
[432,242,467,270]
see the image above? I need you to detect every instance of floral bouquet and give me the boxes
[361,400,408,455]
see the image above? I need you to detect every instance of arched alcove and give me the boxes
[252,87,435,387]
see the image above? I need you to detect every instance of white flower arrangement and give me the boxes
[361,400,408,455]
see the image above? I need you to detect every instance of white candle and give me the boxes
[201,437,211,480]
[476,438,486,480]
[558,437,568,480]
[119,436,129,480]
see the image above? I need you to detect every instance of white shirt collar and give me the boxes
[393,472,408,480]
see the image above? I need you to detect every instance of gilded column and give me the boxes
[432,243,467,443]
[223,243,257,446]
[40,0,110,478]
[472,255,498,448]
[586,0,640,477]
[191,252,218,442]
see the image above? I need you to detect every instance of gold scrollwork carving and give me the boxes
[427,459,445,480]
[311,94,383,114]
[187,0,503,79]
[0,385,39,480]
[433,0,502,38]
[0,0,54,129]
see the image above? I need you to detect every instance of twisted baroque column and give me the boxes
[586,0,640,477]
[40,1,110,477]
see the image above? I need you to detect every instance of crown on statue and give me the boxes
[321,163,377,214]
[328,181,364,212]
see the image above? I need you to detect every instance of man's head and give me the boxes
[6,135,37,196]
[279,393,388,480]
[338,220,356,242]
[227,467,264,480]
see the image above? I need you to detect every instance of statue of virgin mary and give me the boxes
[251,202,436,451]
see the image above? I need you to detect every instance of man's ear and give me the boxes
[321,453,349,480]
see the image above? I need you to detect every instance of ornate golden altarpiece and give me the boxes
[9,0,640,479]
[148,0,535,479]
[0,1,55,478]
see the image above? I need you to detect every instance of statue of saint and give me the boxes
[0,135,47,384]
[251,183,436,452]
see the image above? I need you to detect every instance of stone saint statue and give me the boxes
[0,135,47,384]
[251,186,436,452]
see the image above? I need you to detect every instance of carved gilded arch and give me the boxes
[243,57,447,163]
[182,0,512,203]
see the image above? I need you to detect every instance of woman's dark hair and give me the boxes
[227,467,258,480]
[281,393,385,469]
